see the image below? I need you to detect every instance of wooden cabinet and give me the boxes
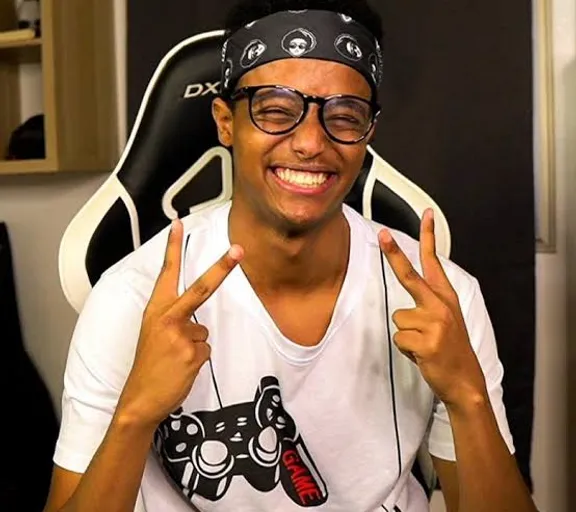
[0,0,118,175]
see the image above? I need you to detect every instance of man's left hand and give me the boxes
[378,209,487,410]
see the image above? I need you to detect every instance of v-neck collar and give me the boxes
[212,202,368,365]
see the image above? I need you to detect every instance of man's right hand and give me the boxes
[116,219,244,429]
[43,221,243,512]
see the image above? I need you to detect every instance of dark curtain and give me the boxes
[0,223,59,510]
[127,0,535,487]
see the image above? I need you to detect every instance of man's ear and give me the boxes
[212,97,234,147]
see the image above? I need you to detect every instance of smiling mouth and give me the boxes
[271,167,334,189]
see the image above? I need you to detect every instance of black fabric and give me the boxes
[127,0,535,488]
[0,223,59,511]
[220,10,383,97]
[86,199,135,286]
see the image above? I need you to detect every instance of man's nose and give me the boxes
[289,106,328,159]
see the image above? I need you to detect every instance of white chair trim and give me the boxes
[365,146,451,258]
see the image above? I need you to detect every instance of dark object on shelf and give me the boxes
[5,114,45,160]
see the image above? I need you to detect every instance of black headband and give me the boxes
[220,10,383,98]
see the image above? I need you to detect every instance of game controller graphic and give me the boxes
[154,376,328,507]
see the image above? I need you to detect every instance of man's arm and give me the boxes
[43,414,153,512]
[379,211,536,511]
[44,468,82,512]
[431,458,459,512]
[431,395,536,512]
[433,444,533,512]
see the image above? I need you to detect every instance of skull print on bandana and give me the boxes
[281,28,317,58]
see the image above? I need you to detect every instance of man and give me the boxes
[44,1,538,511]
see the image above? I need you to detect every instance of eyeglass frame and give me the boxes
[228,84,381,145]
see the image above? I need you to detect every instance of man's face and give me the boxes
[212,58,375,233]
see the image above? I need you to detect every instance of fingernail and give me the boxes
[228,244,244,262]
[380,230,392,243]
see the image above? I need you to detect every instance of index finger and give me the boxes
[169,244,244,319]
[378,228,436,306]
[149,220,184,305]
[419,209,437,268]
[419,209,454,295]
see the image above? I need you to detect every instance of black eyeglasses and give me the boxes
[230,85,381,145]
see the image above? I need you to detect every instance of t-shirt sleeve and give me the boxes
[53,272,145,473]
[426,278,516,461]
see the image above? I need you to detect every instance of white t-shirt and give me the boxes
[54,202,514,512]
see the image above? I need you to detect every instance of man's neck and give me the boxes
[228,201,350,294]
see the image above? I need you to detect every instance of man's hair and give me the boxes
[224,0,383,45]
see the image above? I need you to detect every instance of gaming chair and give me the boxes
[58,30,451,507]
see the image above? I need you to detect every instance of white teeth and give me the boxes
[275,168,329,188]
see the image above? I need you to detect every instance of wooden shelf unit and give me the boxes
[0,159,53,175]
[0,0,118,175]
[0,37,42,50]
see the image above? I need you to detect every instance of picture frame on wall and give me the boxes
[534,0,556,253]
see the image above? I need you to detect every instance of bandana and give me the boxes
[219,10,383,98]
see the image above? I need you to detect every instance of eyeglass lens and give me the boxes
[250,87,374,143]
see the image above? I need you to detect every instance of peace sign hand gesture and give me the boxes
[379,210,487,410]
[117,220,244,429]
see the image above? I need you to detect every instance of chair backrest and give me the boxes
[59,30,451,314]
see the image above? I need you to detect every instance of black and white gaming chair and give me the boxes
[58,30,450,501]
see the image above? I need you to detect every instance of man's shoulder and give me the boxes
[96,202,230,306]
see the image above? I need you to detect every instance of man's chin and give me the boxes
[274,205,341,236]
